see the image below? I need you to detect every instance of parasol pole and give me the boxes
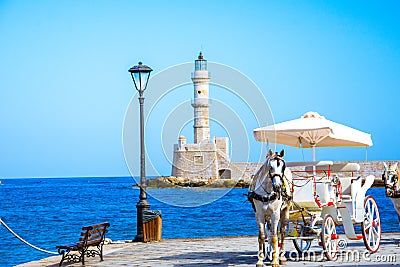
[311,143,316,175]
[312,145,316,162]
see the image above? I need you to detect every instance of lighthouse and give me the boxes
[191,52,211,144]
[172,52,240,181]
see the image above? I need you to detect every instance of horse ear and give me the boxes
[394,162,398,170]
[383,162,388,171]
[268,149,273,157]
[280,149,285,158]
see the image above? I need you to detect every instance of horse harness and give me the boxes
[247,190,279,202]
[383,168,400,198]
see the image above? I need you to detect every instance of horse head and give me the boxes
[267,149,286,193]
[383,162,399,197]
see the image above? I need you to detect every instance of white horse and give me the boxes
[382,162,400,223]
[248,149,292,267]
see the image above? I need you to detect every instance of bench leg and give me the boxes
[99,244,104,261]
[58,250,76,267]
[81,248,85,265]
[58,251,66,267]
[58,248,81,266]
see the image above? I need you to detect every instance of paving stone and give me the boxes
[17,234,400,267]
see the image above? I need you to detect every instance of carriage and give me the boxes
[251,112,380,265]
[284,160,380,260]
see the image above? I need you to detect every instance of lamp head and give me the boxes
[128,62,153,92]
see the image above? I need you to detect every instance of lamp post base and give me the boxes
[134,199,150,242]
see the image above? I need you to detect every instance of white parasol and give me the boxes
[253,111,372,161]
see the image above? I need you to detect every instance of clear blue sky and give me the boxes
[1,0,399,178]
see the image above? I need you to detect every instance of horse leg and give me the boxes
[271,234,279,267]
[279,205,290,263]
[392,199,400,224]
[279,225,287,263]
[256,215,266,267]
[270,213,280,267]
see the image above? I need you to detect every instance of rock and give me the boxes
[145,176,250,188]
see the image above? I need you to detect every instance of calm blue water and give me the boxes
[0,177,398,266]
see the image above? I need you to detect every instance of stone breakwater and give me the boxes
[146,160,398,188]
[146,176,249,188]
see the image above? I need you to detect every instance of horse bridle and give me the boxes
[247,155,291,204]
[382,168,400,198]
[268,156,286,186]
[267,155,291,200]
[383,169,398,186]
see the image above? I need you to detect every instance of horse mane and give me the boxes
[249,159,268,192]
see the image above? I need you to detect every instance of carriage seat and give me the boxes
[286,161,333,168]
[330,163,360,173]
[340,177,353,200]
[304,162,360,174]
[304,163,360,201]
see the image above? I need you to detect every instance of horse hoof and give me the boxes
[271,264,279,267]
[279,256,287,263]
[256,262,264,267]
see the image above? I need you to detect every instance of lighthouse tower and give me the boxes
[172,52,234,180]
[191,52,210,144]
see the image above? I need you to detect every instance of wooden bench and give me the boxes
[56,222,110,266]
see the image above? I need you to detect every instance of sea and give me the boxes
[0,177,398,267]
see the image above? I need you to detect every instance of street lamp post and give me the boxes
[128,61,153,242]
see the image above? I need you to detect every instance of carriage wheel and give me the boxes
[362,196,381,253]
[321,215,338,261]
[293,238,311,253]
[293,225,312,253]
